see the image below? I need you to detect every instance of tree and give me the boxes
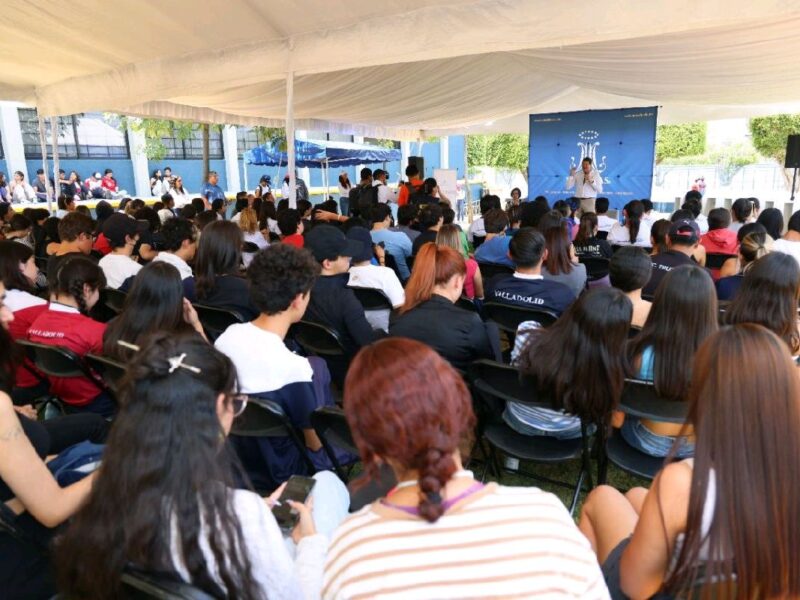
[655,122,706,163]
[115,116,196,161]
[749,113,800,187]
[467,134,528,179]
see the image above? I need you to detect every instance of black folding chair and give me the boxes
[483,302,559,336]
[291,320,347,358]
[596,230,609,240]
[348,287,393,311]
[705,252,735,270]
[310,406,359,482]
[579,256,610,282]
[476,262,514,281]
[104,287,128,314]
[85,354,127,391]
[16,339,108,395]
[601,379,689,482]
[231,395,315,473]
[192,304,244,342]
[121,567,217,600]
[469,359,593,515]
[383,252,404,283]
[472,235,486,249]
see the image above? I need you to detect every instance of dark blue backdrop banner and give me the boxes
[528,107,658,210]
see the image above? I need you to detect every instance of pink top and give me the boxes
[464,258,478,299]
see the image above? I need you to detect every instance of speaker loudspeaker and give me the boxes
[785,135,800,168]
[408,156,425,177]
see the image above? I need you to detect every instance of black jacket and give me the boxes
[389,295,502,371]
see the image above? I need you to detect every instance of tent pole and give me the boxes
[242,152,249,193]
[36,115,53,213]
[286,67,296,209]
[49,117,60,211]
[465,134,473,224]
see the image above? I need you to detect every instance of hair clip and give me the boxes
[117,340,141,351]
[167,353,201,374]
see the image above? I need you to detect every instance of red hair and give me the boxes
[344,338,475,522]
[401,243,466,314]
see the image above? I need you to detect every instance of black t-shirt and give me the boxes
[642,250,698,297]
[411,230,438,255]
[196,275,259,321]
[574,237,613,259]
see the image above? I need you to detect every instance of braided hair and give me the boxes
[51,255,105,315]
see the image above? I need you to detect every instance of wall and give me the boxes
[0,159,7,178]
[26,158,136,193]
[148,159,228,195]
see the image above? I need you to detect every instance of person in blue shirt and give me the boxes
[474,208,514,268]
[484,227,575,315]
[369,203,413,281]
[200,171,226,209]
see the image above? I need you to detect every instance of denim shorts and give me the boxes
[621,418,694,458]
[502,406,589,440]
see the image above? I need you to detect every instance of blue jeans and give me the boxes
[621,417,694,458]
[338,196,349,217]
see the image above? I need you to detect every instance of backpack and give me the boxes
[351,184,378,215]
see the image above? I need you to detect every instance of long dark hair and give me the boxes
[195,221,244,300]
[56,333,258,599]
[664,324,800,598]
[623,200,644,244]
[0,241,36,293]
[629,265,717,402]
[538,211,573,275]
[756,207,784,240]
[650,219,671,255]
[725,252,800,354]
[50,255,106,315]
[103,262,194,359]
[573,212,598,246]
[517,288,632,425]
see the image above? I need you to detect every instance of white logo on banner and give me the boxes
[570,130,607,182]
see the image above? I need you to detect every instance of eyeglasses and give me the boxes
[231,394,248,417]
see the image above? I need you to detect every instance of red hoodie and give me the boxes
[701,229,738,255]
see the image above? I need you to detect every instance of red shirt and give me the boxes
[93,232,112,256]
[101,176,118,192]
[6,289,48,388]
[27,303,106,406]
[701,229,739,280]
[282,233,305,248]
[397,178,423,207]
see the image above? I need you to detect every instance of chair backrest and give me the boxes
[241,241,260,253]
[579,256,610,281]
[104,287,128,314]
[15,339,98,382]
[483,301,559,334]
[85,354,127,390]
[121,568,217,600]
[192,304,244,341]
[348,286,393,311]
[310,406,358,455]
[291,320,346,357]
[618,379,688,424]
[468,359,554,409]
[472,234,486,249]
[383,252,404,283]
[596,230,609,240]
[705,252,735,270]
[476,262,514,280]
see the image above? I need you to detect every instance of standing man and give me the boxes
[200,171,225,210]
[566,157,602,215]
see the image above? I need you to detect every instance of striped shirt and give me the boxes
[322,483,609,599]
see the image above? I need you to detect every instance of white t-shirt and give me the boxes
[152,252,193,280]
[773,238,800,265]
[347,265,405,307]
[242,231,269,267]
[608,220,653,247]
[596,214,617,233]
[98,253,142,289]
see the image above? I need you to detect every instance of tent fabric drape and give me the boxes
[2,1,800,138]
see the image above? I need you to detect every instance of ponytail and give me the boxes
[417,447,457,523]
[624,200,644,244]
[401,244,465,314]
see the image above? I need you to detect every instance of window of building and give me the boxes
[161,127,223,160]
[236,127,273,155]
[18,109,130,159]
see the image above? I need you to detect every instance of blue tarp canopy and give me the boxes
[245,139,401,167]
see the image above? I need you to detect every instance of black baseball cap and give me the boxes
[345,226,375,263]
[668,219,700,244]
[304,224,362,263]
[102,213,148,247]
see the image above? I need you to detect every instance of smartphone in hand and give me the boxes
[272,475,316,530]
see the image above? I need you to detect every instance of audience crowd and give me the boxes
[0,180,798,599]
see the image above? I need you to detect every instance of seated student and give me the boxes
[210,197,226,221]
[642,219,703,298]
[411,203,444,256]
[369,203,412,281]
[474,208,514,267]
[608,199,652,247]
[724,251,800,355]
[436,224,483,300]
[467,194,501,244]
[194,221,259,321]
[538,211,588,297]
[553,198,579,239]
[390,203,420,243]
[772,209,800,265]
[648,218,671,256]
[573,212,613,259]
[485,227,574,314]
[520,195,550,229]
[700,207,739,272]
[236,206,268,267]
[609,246,652,329]
[757,207,784,241]
[276,207,304,248]
[671,208,707,265]
[151,217,198,301]
[58,332,349,600]
[580,325,800,600]
[389,244,501,370]
[506,288,631,441]
[97,214,147,291]
[624,265,718,458]
[681,191,708,234]
[346,227,404,332]
[595,196,617,233]
[104,262,206,361]
[27,256,114,417]
[215,245,345,489]
[324,337,609,599]
[303,225,384,357]
[47,212,95,280]
[729,197,754,233]
[640,198,657,225]
[716,229,771,301]
[6,214,34,248]
[505,203,522,237]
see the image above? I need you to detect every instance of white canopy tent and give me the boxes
[3,1,800,201]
